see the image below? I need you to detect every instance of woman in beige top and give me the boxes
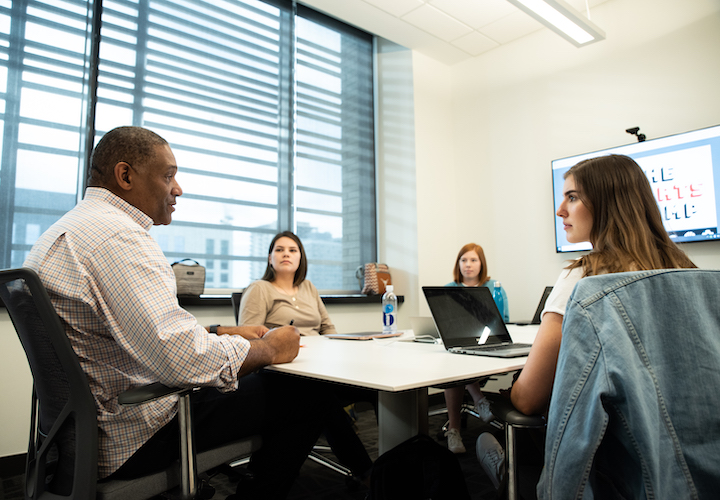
[239,231,373,483]
[239,231,336,335]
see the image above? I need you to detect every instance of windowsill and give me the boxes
[177,294,404,307]
[1,294,404,309]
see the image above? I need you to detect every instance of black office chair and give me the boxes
[487,395,545,500]
[1,268,261,499]
[230,291,355,480]
[429,401,482,434]
[231,291,244,327]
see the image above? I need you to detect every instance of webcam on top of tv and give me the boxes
[626,127,646,142]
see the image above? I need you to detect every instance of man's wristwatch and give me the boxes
[209,324,220,334]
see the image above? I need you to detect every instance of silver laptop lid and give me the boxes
[422,286,512,348]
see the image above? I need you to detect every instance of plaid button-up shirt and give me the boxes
[25,187,251,478]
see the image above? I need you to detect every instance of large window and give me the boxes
[0,0,95,272]
[0,0,376,291]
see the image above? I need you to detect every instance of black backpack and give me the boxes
[368,434,471,500]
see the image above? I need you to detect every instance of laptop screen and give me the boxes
[422,286,512,348]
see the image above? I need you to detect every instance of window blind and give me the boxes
[0,0,376,292]
[0,0,94,268]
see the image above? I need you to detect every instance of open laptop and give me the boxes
[513,286,553,325]
[409,316,441,343]
[422,286,532,358]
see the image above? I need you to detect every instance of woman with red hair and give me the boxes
[443,242,509,454]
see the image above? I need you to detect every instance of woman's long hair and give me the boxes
[452,243,490,285]
[261,231,308,286]
[565,154,695,275]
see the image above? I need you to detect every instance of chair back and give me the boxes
[231,292,242,326]
[0,268,98,499]
[541,269,720,499]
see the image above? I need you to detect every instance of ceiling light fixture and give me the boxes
[506,0,605,47]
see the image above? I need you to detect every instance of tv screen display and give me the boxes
[552,124,720,253]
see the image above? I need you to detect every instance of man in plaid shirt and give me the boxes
[25,126,330,498]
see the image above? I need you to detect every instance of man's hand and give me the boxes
[262,326,301,364]
[238,325,301,377]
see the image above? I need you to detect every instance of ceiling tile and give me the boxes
[429,0,516,30]
[401,4,473,42]
[478,9,543,45]
[298,0,614,65]
[567,0,610,13]
[361,0,426,18]
[451,30,500,56]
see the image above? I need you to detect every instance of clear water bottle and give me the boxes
[492,281,506,322]
[382,285,398,333]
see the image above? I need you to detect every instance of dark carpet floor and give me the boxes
[0,399,521,500]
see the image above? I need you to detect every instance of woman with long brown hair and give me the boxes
[240,231,374,485]
[477,154,696,489]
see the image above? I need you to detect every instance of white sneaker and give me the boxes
[476,432,505,489]
[445,428,466,454]
[475,397,494,423]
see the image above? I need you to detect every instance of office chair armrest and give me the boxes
[488,395,545,428]
[118,382,192,406]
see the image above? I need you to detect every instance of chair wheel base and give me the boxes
[197,480,215,499]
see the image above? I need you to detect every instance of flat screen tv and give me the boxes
[552,124,720,253]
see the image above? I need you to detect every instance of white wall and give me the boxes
[443,0,720,319]
[412,51,458,316]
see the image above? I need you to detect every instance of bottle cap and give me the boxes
[494,281,501,287]
[385,285,394,293]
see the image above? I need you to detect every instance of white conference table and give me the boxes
[266,324,539,454]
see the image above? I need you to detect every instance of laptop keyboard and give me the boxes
[462,343,532,352]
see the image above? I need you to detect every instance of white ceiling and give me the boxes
[299,0,609,65]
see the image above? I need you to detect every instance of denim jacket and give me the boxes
[538,269,720,500]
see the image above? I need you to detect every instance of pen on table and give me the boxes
[289,319,304,347]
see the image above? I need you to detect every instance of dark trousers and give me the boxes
[321,385,377,477]
[109,371,330,499]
